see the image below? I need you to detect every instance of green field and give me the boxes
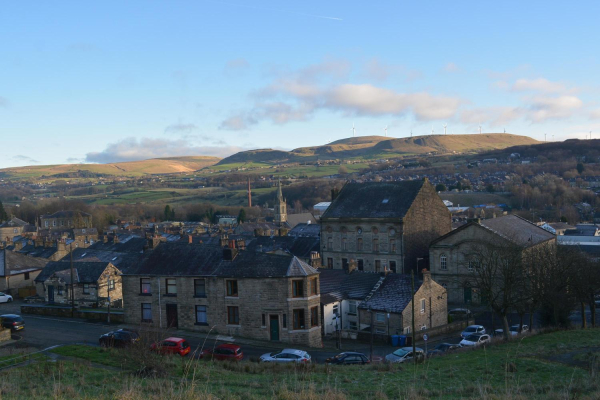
[0,328,597,398]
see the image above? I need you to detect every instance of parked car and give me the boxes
[325,352,370,365]
[427,343,462,358]
[259,349,311,363]
[460,333,491,347]
[460,325,486,339]
[99,329,140,347]
[448,308,472,318]
[0,293,13,303]
[151,337,191,357]
[494,324,529,337]
[0,314,24,331]
[385,347,425,364]
[200,344,243,361]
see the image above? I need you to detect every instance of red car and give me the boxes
[200,343,243,361]
[151,337,191,357]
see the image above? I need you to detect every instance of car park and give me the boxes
[200,344,243,361]
[385,347,425,364]
[0,314,24,331]
[99,329,140,347]
[151,337,191,357]
[494,324,529,337]
[460,325,486,339]
[259,349,311,363]
[460,333,491,347]
[427,343,462,358]
[0,293,13,303]
[325,352,370,365]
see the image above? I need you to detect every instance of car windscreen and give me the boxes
[392,349,409,357]
[464,327,477,332]
[465,334,480,341]
[333,353,345,359]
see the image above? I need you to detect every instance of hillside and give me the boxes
[0,156,220,180]
[217,133,539,166]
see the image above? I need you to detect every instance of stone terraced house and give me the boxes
[122,241,322,348]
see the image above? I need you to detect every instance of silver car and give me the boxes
[385,347,425,364]
[259,349,311,363]
[460,325,485,339]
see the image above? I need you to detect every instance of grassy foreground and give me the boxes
[1,328,599,399]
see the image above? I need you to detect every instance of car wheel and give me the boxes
[7,298,12,303]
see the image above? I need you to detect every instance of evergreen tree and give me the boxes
[0,201,7,222]
[237,208,247,223]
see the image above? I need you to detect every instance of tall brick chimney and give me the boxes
[247,177,252,208]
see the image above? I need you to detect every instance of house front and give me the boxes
[0,249,47,295]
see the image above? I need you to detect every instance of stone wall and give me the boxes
[21,304,124,323]
[123,273,322,348]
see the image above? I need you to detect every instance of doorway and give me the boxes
[270,315,279,341]
[48,285,54,303]
[464,287,472,304]
[166,304,178,328]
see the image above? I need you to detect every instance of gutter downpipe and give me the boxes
[158,277,162,328]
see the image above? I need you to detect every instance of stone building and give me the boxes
[320,179,451,274]
[40,211,92,230]
[0,249,47,294]
[34,261,122,307]
[0,218,33,240]
[122,242,322,348]
[429,215,556,304]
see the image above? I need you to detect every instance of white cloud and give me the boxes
[0,96,9,107]
[443,62,460,73]
[512,78,567,93]
[525,95,583,122]
[12,155,39,164]
[85,137,244,163]
[164,123,198,134]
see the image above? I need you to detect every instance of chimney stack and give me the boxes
[188,235,193,244]
[236,238,246,250]
[14,240,24,251]
[347,259,357,274]
[309,251,322,268]
[113,234,120,244]
[422,268,431,285]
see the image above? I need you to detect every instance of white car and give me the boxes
[494,324,529,337]
[460,333,491,347]
[460,325,485,339]
[385,347,425,364]
[0,293,13,303]
[259,349,311,363]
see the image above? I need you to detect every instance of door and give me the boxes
[48,286,55,303]
[464,287,472,304]
[166,304,178,328]
[270,315,279,341]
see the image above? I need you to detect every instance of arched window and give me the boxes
[357,238,363,251]
[327,237,333,250]
[372,227,379,235]
[372,238,379,252]
[440,255,447,270]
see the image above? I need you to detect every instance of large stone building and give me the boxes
[40,211,92,230]
[429,215,556,304]
[320,180,451,274]
[122,242,322,347]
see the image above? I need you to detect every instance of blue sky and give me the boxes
[2,1,600,168]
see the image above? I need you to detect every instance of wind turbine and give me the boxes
[591,131,593,140]
[479,125,482,135]
[410,130,413,137]
[384,126,388,137]
[351,123,356,137]
[443,124,447,135]
[431,126,434,135]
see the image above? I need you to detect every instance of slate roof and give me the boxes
[0,218,29,228]
[322,180,426,219]
[73,228,99,236]
[245,236,320,259]
[235,222,280,235]
[359,274,422,313]
[480,215,555,247]
[17,244,58,259]
[88,235,147,253]
[288,223,321,238]
[318,269,383,304]
[35,261,111,283]
[122,242,318,278]
[60,248,143,274]
[0,250,49,276]
[285,213,317,229]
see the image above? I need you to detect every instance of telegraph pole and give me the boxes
[411,270,416,364]
[70,243,75,318]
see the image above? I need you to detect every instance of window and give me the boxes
[262,314,266,327]
[292,280,304,297]
[348,301,357,315]
[468,261,475,272]
[310,278,318,296]
[375,260,381,272]
[166,278,177,295]
[389,261,397,273]
[227,306,240,325]
[282,314,287,328]
[140,278,151,294]
[53,220,56,227]
[420,299,426,313]
[310,307,319,327]
[293,309,305,330]
[108,279,115,291]
[404,326,411,334]
[195,305,207,325]
[349,320,358,330]
[440,255,447,270]
[142,303,152,322]
[390,239,396,253]
[226,280,238,297]
[342,237,347,250]
[357,238,363,251]
[44,221,48,228]
[372,227,379,234]
[376,313,386,322]
[327,237,333,250]
[57,286,63,295]
[373,238,379,252]
[358,259,364,271]
[83,284,90,294]
[24,272,30,280]
[327,258,333,268]
[194,279,206,297]
[342,258,349,270]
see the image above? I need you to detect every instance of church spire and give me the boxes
[277,179,284,202]
[274,179,287,226]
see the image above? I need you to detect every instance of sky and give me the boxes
[2,1,600,168]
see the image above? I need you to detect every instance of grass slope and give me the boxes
[1,328,598,399]
[218,133,539,166]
